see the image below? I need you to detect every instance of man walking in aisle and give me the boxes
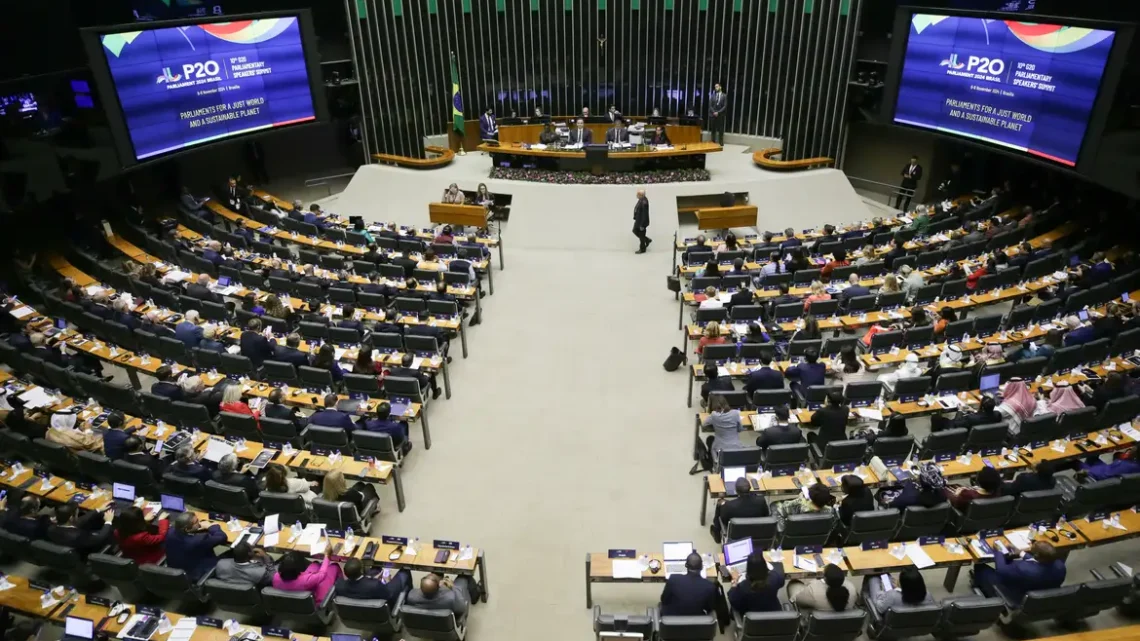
[633,189,652,254]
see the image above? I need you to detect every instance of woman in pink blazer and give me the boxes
[272,550,341,603]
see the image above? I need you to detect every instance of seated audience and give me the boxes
[215,541,276,586]
[408,573,474,619]
[756,405,803,449]
[273,550,341,602]
[863,567,935,620]
[973,541,1065,604]
[265,464,318,505]
[838,475,874,526]
[788,563,856,611]
[335,558,412,606]
[47,504,113,557]
[944,466,1002,510]
[728,552,785,614]
[876,463,947,510]
[1002,460,1056,497]
[711,477,769,543]
[658,552,717,616]
[113,507,169,565]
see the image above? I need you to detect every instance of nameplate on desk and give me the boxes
[1031,441,1049,449]
[353,455,375,463]
[832,463,857,473]
[264,441,284,451]
[861,540,889,551]
[918,536,944,546]
[69,494,88,504]
[382,536,408,546]
[981,447,1001,457]
[77,482,95,491]
[209,512,229,522]
[85,595,112,607]
[979,529,1004,539]
[434,540,460,551]
[27,580,52,592]
[608,549,636,559]
[1031,520,1057,530]
[310,447,330,457]
[795,545,823,555]
[1088,511,1110,523]
[196,617,223,629]
[883,458,905,467]
[934,453,955,462]
[770,467,794,477]
[137,606,162,617]
[262,627,291,639]
[325,529,345,539]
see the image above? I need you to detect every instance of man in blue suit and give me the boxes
[273,334,310,368]
[308,394,358,432]
[165,512,228,581]
[779,227,802,251]
[202,241,225,266]
[659,552,717,616]
[744,352,784,395]
[973,541,1065,605]
[303,204,328,230]
[784,348,827,401]
[360,402,409,451]
[839,273,871,304]
[175,310,204,349]
[1062,316,1097,347]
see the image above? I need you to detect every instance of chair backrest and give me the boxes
[739,610,800,641]
[843,509,901,545]
[657,614,718,641]
[1098,395,1140,430]
[261,417,302,447]
[312,498,366,530]
[1073,577,1133,618]
[1008,489,1063,527]
[262,360,299,385]
[896,503,951,539]
[344,373,382,396]
[871,436,914,464]
[1015,413,1059,446]
[799,609,867,641]
[763,443,809,470]
[220,411,262,440]
[718,446,764,470]
[958,495,1015,532]
[844,381,883,406]
[75,450,113,484]
[203,579,264,612]
[938,596,1005,638]
[869,330,903,353]
[172,401,212,429]
[878,603,943,638]
[401,606,463,640]
[203,480,261,518]
[306,425,352,452]
[137,564,192,599]
[261,586,321,619]
[334,597,397,631]
[724,517,779,550]
[220,353,254,376]
[0,530,28,558]
[1016,585,1081,622]
[893,376,931,400]
[29,539,81,571]
[110,459,157,493]
[299,365,335,388]
[258,492,309,524]
[820,439,868,468]
[751,390,792,411]
[780,512,835,547]
[921,428,968,458]
[934,371,974,394]
[965,423,1008,451]
[1066,478,1122,518]
[89,553,138,584]
[162,473,203,501]
[383,375,423,400]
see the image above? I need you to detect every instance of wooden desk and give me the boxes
[477,141,722,173]
[0,575,73,619]
[695,205,759,231]
[499,122,701,146]
[842,540,973,574]
[585,551,720,608]
[1070,509,1140,546]
[429,202,488,229]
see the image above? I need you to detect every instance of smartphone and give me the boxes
[433,550,450,564]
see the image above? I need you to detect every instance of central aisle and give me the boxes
[378,234,708,639]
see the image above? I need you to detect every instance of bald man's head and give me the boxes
[420,575,440,597]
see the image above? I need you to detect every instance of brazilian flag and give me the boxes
[450,53,464,135]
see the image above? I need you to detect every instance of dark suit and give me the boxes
[170,460,213,483]
[151,381,184,401]
[1063,326,1097,347]
[392,257,418,278]
[1001,472,1056,498]
[633,196,651,252]
[202,249,224,266]
[274,345,310,369]
[708,89,727,145]
[841,285,871,303]
[165,525,228,581]
[784,362,826,395]
[199,339,226,353]
[809,405,849,450]
[647,131,671,146]
[309,409,357,431]
[175,321,204,348]
[335,571,412,607]
[744,367,784,395]
[3,508,49,540]
[186,283,221,304]
[102,428,134,460]
[660,571,717,616]
[700,376,734,404]
[116,312,140,331]
[756,424,803,449]
[212,470,259,500]
[47,510,112,556]
[896,162,923,211]
[568,127,593,145]
[240,331,276,367]
[126,451,166,479]
[264,403,305,427]
[975,553,1065,605]
[606,127,629,143]
[711,494,769,542]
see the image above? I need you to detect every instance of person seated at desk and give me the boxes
[703,394,744,459]
[388,352,443,400]
[360,401,411,453]
[1003,460,1057,498]
[241,318,276,367]
[711,477,769,543]
[216,541,276,587]
[772,482,835,529]
[273,333,309,368]
[659,552,717,617]
[779,227,802,251]
[124,436,165,479]
[170,444,214,483]
[175,310,206,349]
[840,273,871,303]
[838,475,874,527]
[308,393,358,431]
[213,453,260,500]
[787,563,856,612]
[790,316,822,342]
[112,297,140,331]
[479,107,498,141]
[113,507,169,566]
[647,125,671,146]
[353,346,385,377]
[3,495,49,540]
[441,183,465,204]
[821,249,849,281]
[199,325,226,353]
[606,118,630,144]
[696,322,727,357]
[1077,443,1140,481]
[309,344,346,383]
[408,573,475,619]
[1062,315,1097,347]
[166,512,227,581]
[187,274,222,305]
[181,186,208,212]
[539,122,560,144]
[264,388,307,428]
[141,309,175,339]
[973,541,1065,605]
[47,504,113,558]
[729,553,785,615]
[265,463,318,504]
[744,352,784,394]
[322,469,380,514]
[273,549,342,602]
[934,395,1001,434]
[784,348,826,399]
[756,405,803,449]
[944,465,1003,510]
[219,385,259,422]
[336,558,412,606]
[435,224,457,245]
[46,409,101,453]
[863,567,935,621]
[151,365,183,401]
[683,235,709,264]
[101,411,138,460]
[568,119,593,145]
[201,240,225,267]
[303,204,329,230]
[809,391,849,449]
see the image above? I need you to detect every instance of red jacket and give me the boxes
[115,519,170,565]
[220,401,260,428]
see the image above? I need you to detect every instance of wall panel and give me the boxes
[347,0,860,159]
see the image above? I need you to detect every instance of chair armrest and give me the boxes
[318,585,336,611]
[652,606,661,632]
[1091,568,1106,581]
[1111,562,1129,578]
[392,590,406,618]
[196,566,216,588]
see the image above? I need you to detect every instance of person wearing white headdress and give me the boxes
[47,408,101,452]
[938,344,964,370]
[879,352,923,392]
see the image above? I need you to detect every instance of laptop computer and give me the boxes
[979,373,1001,396]
[160,494,184,513]
[64,617,95,641]
[112,483,136,507]
[331,634,361,641]
[217,276,231,287]
[723,538,753,575]
[662,541,694,576]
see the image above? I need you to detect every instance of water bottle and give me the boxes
[345,526,354,541]
[735,335,742,358]
[293,520,303,533]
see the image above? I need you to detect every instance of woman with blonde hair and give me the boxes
[697,321,726,356]
[879,274,901,295]
[321,469,379,514]
[803,281,831,312]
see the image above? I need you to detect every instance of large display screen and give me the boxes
[96,15,316,162]
[893,14,1115,166]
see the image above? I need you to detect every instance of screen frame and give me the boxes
[81,9,328,169]
[881,6,1133,174]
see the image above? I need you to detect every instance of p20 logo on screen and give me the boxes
[940,54,1005,76]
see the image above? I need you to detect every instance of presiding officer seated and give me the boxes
[659,552,716,616]
[606,118,630,144]
[568,119,593,145]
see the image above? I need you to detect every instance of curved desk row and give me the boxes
[477,141,722,174]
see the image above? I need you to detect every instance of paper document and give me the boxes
[262,532,279,547]
[297,524,327,547]
[334,348,348,361]
[9,307,33,320]
[611,559,643,579]
[717,366,731,378]
[412,357,425,369]
[17,388,53,410]
[168,618,197,641]
[1005,531,1032,551]
[856,408,883,421]
[263,514,279,534]
[1119,425,1140,441]
[202,439,235,463]
[793,555,817,573]
[905,543,935,569]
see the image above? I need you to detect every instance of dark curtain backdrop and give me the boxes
[347,0,862,160]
